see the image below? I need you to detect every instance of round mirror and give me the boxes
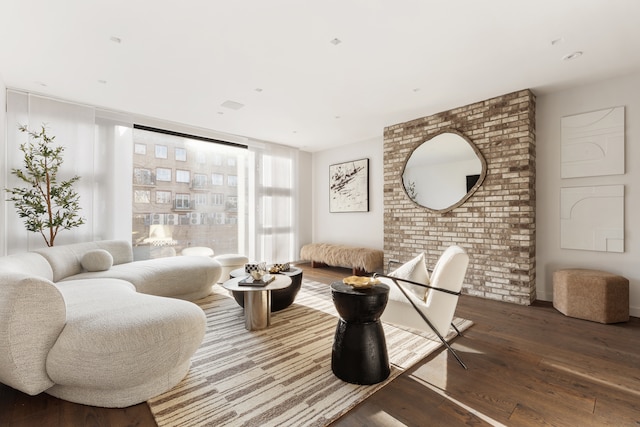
[402,130,486,212]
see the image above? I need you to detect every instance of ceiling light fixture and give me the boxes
[98,79,107,84]
[221,100,245,110]
[254,88,263,92]
[109,36,122,44]
[562,51,583,61]
[551,37,564,46]
[330,38,342,46]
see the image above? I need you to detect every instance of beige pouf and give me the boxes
[553,269,629,323]
[213,254,249,283]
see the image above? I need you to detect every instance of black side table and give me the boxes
[330,281,390,385]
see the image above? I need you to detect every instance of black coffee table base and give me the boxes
[331,319,390,385]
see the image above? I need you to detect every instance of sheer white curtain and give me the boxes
[2,91,132,253]
[248,142,299,264]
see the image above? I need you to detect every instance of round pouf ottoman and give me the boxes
[213,254,249,283]
[181,246,214,257]
[553,269,629,324]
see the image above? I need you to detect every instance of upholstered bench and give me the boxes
[300,243,383,275]
[553,269,629,323]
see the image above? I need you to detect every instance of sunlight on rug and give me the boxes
[148,279,472,427]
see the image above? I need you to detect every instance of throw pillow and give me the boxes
[81,249,113,272]
[389,252,430,300]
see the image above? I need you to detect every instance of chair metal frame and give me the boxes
[375,273,468,369]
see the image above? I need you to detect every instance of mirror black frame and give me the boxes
[402,129,487,213]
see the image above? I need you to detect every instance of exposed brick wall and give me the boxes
[383,90,536,305]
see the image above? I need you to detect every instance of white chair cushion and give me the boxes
[81,249,113,272]
[389,252,430,300]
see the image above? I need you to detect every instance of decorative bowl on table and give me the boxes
[245,262,266,273]
[342,275,380,289]
[269,263,290,273]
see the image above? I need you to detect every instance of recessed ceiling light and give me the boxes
[109,36,122,44]
[562,51,583,61]
[221,100,244,110]
[254,88,263,92]
[413,88,421,92]
[330,38,342,46]
[335,115,341,119]
[98,79,107,84]
[551,38,564,46]
[217,111,224,115]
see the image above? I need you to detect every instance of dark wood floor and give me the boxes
[1,264,638,426]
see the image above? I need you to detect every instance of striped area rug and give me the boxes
[148,279,472,427]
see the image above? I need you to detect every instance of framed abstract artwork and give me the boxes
[329,158,369,213]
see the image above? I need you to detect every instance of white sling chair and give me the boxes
[377,245,470,369]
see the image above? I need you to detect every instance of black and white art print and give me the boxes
[329,158,369,213]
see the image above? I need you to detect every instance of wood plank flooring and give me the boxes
[1,263,638,426]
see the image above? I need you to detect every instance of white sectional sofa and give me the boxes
[0,240,222,408]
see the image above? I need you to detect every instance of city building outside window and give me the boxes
[176,169,190,183]
[194,193,207,207]
[175,147,187,161]
[227,175,237,187]
[175,193,190,210]
[155,145,168,159]
[211,193,224,205]
[132,126,249,258]
[134,168,153,185]
[134,190,151,203]
[193,173,207,188]
[211,173,223,186]
[156,190,171,204]
[156,168,171,182]
[134,143,147,155]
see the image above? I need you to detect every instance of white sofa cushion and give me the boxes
[63,256,221,300]
[47,279,205,407]
[81,249,113,272]
[389,252,430,300]
[0,273,66,395]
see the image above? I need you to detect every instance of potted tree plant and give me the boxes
[5,124,85,246]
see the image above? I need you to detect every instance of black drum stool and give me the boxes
[330,281,390,385]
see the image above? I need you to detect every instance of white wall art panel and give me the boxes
[560,185,624,252]
[561,106,624,178]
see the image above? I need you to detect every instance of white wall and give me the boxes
[0,79,7,255]
[536,71,640,317]
[311,136,384,250]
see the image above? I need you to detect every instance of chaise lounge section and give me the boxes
[0,240,221,407]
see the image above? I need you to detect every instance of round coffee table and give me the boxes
[330,281,390,384]
[222,275,292,331]
[229,266,303,312]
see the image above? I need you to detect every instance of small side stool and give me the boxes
[553,269,629,323]
[213,254,249,283]
[330,281,390,385]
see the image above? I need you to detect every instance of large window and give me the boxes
[132,126,248,258]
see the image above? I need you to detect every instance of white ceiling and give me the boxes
[1,0,639,152]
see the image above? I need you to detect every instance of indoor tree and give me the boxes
[5,124,85,246]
